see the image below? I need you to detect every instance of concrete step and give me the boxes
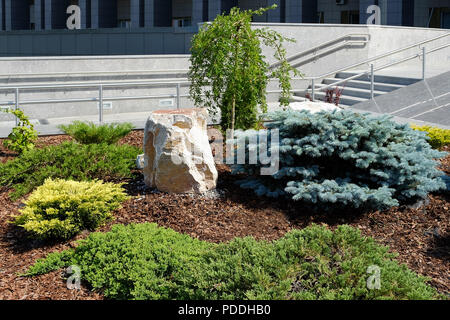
[336,71,420,86]
[322,78,405,92]
[313,84,385,99]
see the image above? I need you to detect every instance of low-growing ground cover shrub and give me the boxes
[0,141,140,200]
[59,121,133,145]
[1,108,38,154]
[13,179,129,240]
[25,223,440,300]
[411,125,450,149]
[231,110,447,211]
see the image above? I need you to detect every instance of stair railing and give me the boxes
[269,33,370,70]
[300,32,450,101]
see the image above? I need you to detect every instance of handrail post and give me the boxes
[422,47,426,80]
[370,64,375,100]
[15,88,19,126]
[99,85,103,124]
[311,79,315,101]
[176,83,181,109]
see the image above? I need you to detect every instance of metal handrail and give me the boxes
[312,42,450,94]
[0,80,190,90]
[0,80,191,125]
[310,32,449,81]
[270,33,370,69]
[304,32,450,100]
[0,69,190,79]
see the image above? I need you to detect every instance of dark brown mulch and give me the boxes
[0,131,448,300]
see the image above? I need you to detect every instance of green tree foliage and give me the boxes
[231,110,447,211]
[24,223,440,300]
[59,121,134,145]
[189,5,300,132]
[1,108,38,154]
[0,142,140,200]
[14,179,129,240]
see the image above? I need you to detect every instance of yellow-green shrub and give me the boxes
[13,179,129,240]
[412,125,450,149]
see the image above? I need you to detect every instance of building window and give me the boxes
[318,11,324,23]
[428,7,450,29]
[444,12,450,29]
[172,17,192,28]
[341,10,360,24]
[203,0,208,21]
[118,0,131,28]
[118,19,131,28]
[29,0,35,30]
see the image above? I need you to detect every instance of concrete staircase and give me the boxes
[296,71,422,106]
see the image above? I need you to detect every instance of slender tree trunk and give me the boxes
[231,33,239,137]
[231,95,236,137]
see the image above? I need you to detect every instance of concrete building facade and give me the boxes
[0,0,449,32]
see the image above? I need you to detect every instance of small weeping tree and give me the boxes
[188,5,301,133]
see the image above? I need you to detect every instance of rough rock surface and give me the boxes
[143,108,218,194]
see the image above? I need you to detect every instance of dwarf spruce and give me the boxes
[231,110,447,211]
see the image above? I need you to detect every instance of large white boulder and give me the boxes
[143,108,218,194]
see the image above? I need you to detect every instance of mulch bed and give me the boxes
[0,131,448,300]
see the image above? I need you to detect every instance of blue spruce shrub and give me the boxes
[231,110,447,211]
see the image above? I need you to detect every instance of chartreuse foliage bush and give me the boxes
[231,110,447,211]
[2,108,38,154]
[0,142,140,200]
[411,125,450,149]
[14,179,129,240]
[59,121,134,145]
[24,223,440,300]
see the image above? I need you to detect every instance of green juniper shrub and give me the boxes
[1,108,38,154]
[0,141,140,200]
[24,223,440,300]
[13,179,129,240]
[231,110,448,211]
[59,121,134,145]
